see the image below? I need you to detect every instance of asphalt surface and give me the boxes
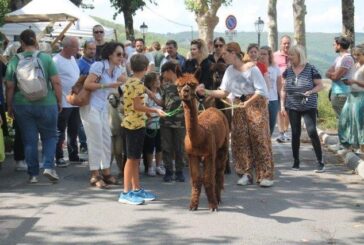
[0,136,363,244]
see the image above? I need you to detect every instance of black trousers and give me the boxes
[288,108,322,163]
[13,120,25,161]
[56,107,81,160]
[0,104,8,137]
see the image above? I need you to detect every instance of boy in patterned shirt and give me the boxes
[118,54,166,205]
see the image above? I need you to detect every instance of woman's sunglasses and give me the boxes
[115,52,124,57]
[214,44,224,48]
[94,30,104,34]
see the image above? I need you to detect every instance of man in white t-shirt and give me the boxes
[53,36,83,167]
[127,38,154,74]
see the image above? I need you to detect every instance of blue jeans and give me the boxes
[268,100,279,135]
[13,104,58,176]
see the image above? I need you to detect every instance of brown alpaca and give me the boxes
[176,74,229,211]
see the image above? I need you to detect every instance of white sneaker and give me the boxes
[15,160,28,171]
[43,169,59,182]
[29,176,38,184]
[283,132,290,141]
[237,174,252,186]
[276,133,285,143]
[156,165,166,175]
[260,179,274,187]
[148,166,156,176]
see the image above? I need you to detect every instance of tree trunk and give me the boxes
[293,0,307,50]
[196,14,219,44]
[342,0,355,48]
[123,10,135,41]
[268,0,278,51]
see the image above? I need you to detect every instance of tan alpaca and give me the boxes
[108,92,125,176]
[176,74,229,211]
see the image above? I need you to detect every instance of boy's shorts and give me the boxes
[125,127,146,159]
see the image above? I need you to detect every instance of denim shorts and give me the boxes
[124,127,146,159]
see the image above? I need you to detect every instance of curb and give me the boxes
[316,128,364,179]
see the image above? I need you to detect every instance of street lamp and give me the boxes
[254,17,264,47]
[140,22,148,42]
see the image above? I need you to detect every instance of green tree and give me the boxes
[185,0,232,44]
[110,0,156,41]
[0,0,9,25]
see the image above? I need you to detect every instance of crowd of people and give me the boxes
[1,24,363,205]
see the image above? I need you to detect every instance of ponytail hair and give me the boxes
[225,42,245,61]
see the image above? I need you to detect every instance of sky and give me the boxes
[82,0,364,34]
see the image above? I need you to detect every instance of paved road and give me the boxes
[0,139,363,244]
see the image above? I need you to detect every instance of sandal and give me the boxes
[102,175,119,185]
[90,175,109,189]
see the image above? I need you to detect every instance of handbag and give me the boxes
[66,63,105,107]
[66,75,91,106]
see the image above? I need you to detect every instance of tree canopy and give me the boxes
[0,0,9,25]
[184,0,232,43]
[184,0,232,14]
[110,0,156,40]
[110,0,156,20]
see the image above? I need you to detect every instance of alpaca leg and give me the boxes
[189,155,202,211]
[203,155,218,211]
[224,109,232,175]
[110,135,116,167]
[114,134,124,176]
[224,155,231,174]
[216,142,228,204]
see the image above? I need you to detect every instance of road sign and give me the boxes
[225,30,237,41]
[225,15,237,31]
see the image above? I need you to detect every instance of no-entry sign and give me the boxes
[225,15,237,31]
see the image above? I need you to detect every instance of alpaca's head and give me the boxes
[210,63,227,89]
[176,73,199,101]
[107,93,120,108]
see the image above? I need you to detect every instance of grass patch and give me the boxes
[317,90,337,130]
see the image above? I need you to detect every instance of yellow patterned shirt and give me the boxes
[122,78,147,130]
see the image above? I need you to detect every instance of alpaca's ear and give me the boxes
[210,63,216,72]
[193,67,201,82]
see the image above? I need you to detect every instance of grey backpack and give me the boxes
[15,51,48,101]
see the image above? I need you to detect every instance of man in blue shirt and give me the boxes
[78,40,96,75]
[77,40,96,153]
[159,40,186,72]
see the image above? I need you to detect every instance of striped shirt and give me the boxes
[283,63,321,111]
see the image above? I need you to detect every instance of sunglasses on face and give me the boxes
[215,44,224,48]
[94,30,104,34]
[115,52,124,57]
